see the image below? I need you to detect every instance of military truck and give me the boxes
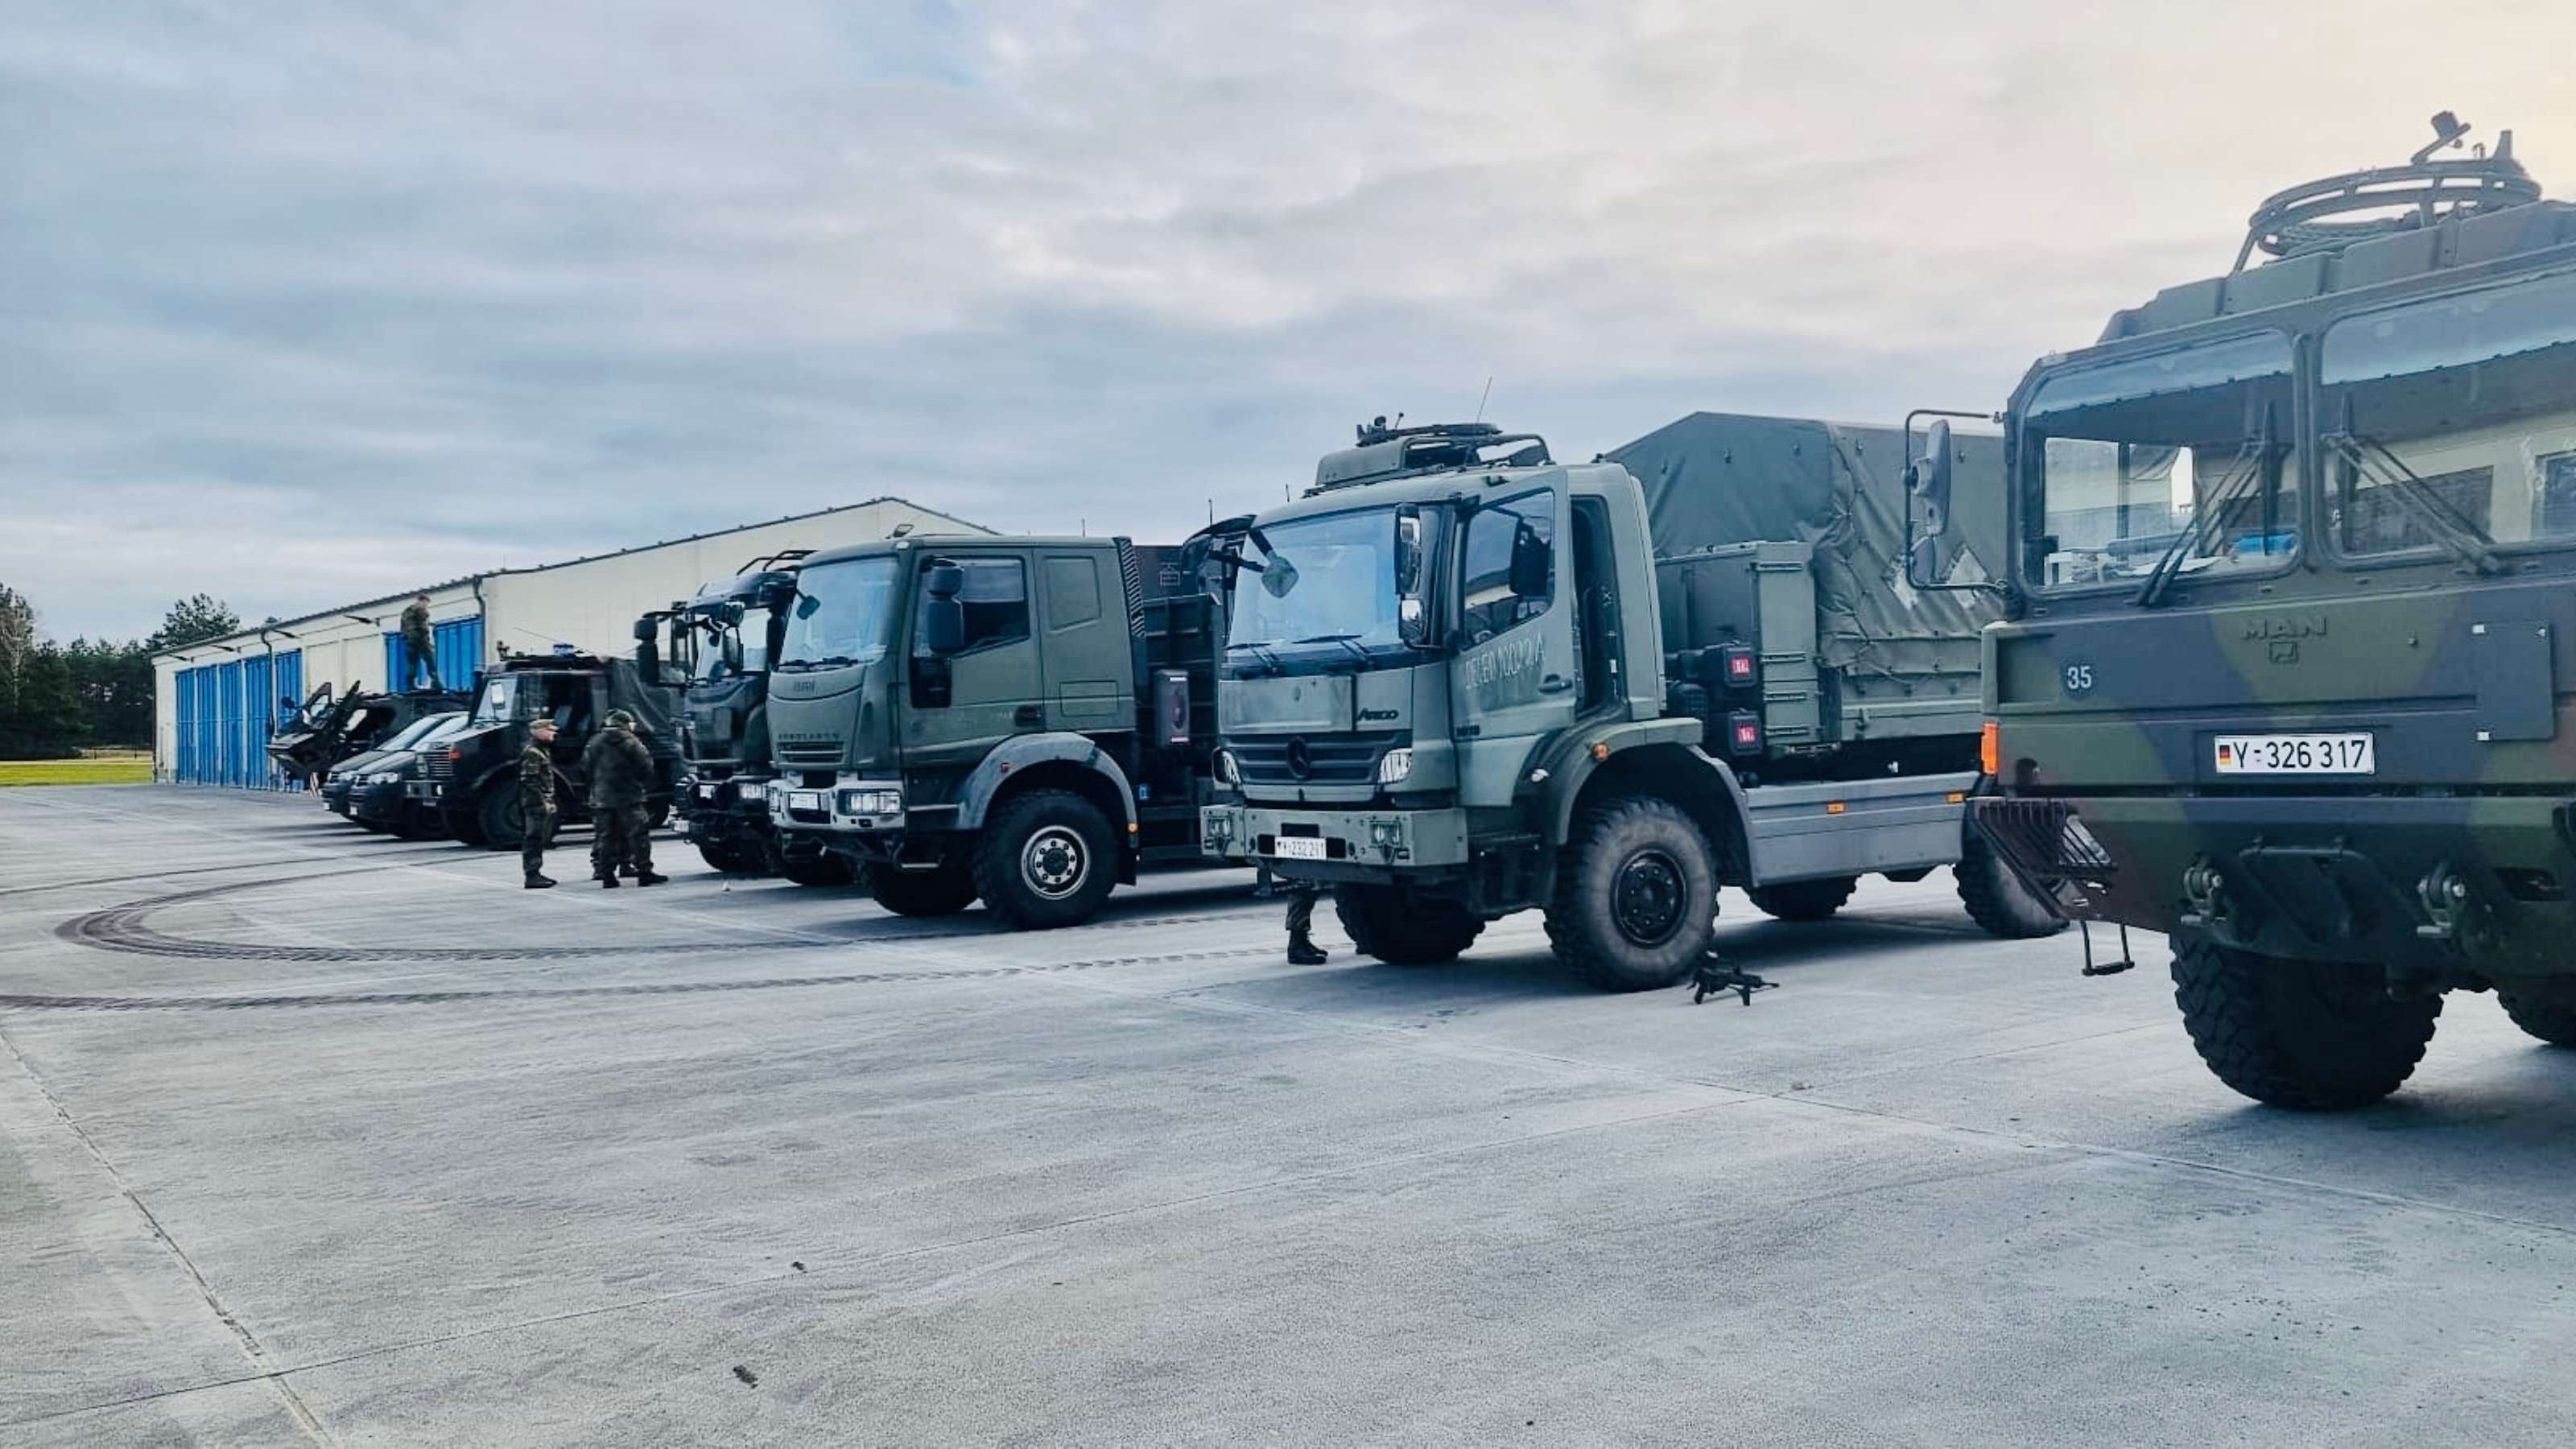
[1198,416,2061,993]
[270,683,468,789]
[762,534,1224,928]
[419,650,682,850]
[635,553,855,886]
[1946,116,2576,1108]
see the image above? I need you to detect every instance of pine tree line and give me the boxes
[0,586,238,758]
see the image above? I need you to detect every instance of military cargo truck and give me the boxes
[270,683,468,790]
[762,534,1224,929]
[635,553,856,886]
[1198,415,2059,993]
[419,650,682,850]
[1948,116,2576,1107]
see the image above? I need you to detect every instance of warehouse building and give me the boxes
[153,497,991,788]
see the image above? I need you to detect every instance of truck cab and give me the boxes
[763,533,1224,928]
[1959,118,2576,1106]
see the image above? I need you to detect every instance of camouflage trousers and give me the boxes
[1283,885,1319,941]
[521,807,554,880]
[404,633,441,689]
[591,803,654,880]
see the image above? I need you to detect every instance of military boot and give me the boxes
[1287,935,1328,966]
[524,874,557,890]
[635,869,670,887]
[598,872,621,889]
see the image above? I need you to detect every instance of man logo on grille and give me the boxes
[1284,737,1312,781]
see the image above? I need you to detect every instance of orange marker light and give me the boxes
[1591,741,1609,761]
[1979,720,2000,778]
[1946,791,1967,805]
[1826,801,1847,815]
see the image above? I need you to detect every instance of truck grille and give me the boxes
[775,741,843,767]
[1230,731,1404,786]
[1971,798,2116,886]
[423,753,455,783]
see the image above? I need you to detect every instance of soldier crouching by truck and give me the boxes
[583,709,667,888]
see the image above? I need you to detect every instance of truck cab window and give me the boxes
[915,558,1030,655]
[1459,493,1554,643]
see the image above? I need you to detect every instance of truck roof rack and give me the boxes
[1311,417,1552,493]
[2234,111,2540,270]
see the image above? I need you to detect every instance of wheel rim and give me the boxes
[1022,825,1089,899]
[1612,848,1687,947]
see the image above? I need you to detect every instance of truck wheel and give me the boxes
[972,789,1118,930]
[2496,988,2576,1046]
[779,853,855,888]
[2170,937,2439,1109]
[448,807,488,848]
[864,861,978,917]
[1544,797,1718,993]
[1747,876,1857,923]
[1955,833,2066,939]
[1335,886,1485,965]
[696,840,758,874]
[474,786,538,852]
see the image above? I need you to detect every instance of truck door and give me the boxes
[1449,485,1579,808]
[906,552,1042,769]
[1038,551,1130,732]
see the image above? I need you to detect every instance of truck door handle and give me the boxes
[1539,675,1573,694]
[1013,704,1043,728]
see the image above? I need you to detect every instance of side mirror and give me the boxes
[1394,507,1435,648]
[1508,522,1551,601]
[921,564,968,656]
[1909,419,1955,544]
[631,617,658,642]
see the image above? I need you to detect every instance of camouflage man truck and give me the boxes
[634,553,856,886]
[762,534,1224,928]
[1946,116,2576,1107]
[1197,416,2061,993]
[419,650,683,850]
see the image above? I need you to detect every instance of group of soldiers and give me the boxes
[516,711,665,890]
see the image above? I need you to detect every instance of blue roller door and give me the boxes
[383,616,484,693]
[171,649,303,789]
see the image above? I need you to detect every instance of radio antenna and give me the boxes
[1474,375,1493,423]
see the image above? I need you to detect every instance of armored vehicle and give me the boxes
[347,712,470,838]
[1952,116,2576,1107]
[419,650,681,850]
[762,534,1224,928]
[1198,416,2059,993]
[636,553,855,886]
[320,708,462,826]
[271,683,468,790]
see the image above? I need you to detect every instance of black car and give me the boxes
[321,711,459,828]
[349,712,469,838]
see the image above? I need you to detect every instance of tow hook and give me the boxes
[2414,861,2490,951]
[2178,857,2236,933]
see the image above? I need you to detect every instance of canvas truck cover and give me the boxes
[1605,412,2004,689]
[601,656,679,744]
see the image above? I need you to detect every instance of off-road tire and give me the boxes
[864,861,978,918]
[2169,937,2440,1109]
[474,785,540,852]
[1747,876,1858,923]
[2496,989,2576,1047]
[972,789,1118,930]
[1335,885,1485,965]
[778,852,855,888]
[1955,832,2067,939]
[1544,796,1719,993]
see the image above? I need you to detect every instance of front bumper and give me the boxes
[1974,792,2576,981]
[766,778,907,836]
[351,781,410,822]
[1199,802,1470,873]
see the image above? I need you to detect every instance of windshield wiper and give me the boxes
[778,654,861,671]
[2132,440,2266,608]
[2322,431,2502,575]
[1225,641,1285,675]
[1292,634,1374,667]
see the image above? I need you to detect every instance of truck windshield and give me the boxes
[778,555,902,671]
[2320,269,2576,560]
[2025,331,2296,591]
[693,605,774,680]
[1226,507,1403,661]
[469,675,520,725]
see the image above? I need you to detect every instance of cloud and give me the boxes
[3,0,2571,639]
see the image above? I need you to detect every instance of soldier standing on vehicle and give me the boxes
[582,708,666,888]
[399,592,442,691]
[520,718,559,890]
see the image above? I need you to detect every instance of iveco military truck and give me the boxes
[1951,116,2576,1108]
[1198,416,2060,993]
[420,650,682,849]
[635,553,855,886]
[762,534,1223,928]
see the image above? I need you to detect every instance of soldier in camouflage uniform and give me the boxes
[582,708,666,888]
[519,718,559,889]
[399,593,442,691]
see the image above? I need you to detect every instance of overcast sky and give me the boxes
[5,1,2570,640]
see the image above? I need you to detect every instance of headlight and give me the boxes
[1215,749,1241,785]
[839,788,903,816]
[1376,747,1413,786]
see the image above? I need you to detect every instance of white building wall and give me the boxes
[151,497,989,782]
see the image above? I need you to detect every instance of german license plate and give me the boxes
[1272,836,1327,861]
[2214,733,2374,774]
[787,791,825,811]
